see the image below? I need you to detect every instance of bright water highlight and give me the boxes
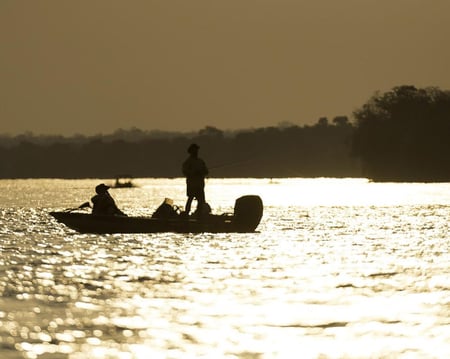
[0,178,449,358]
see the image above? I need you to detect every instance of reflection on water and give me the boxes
[0,178,449,358]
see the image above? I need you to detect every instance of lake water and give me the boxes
[0,178,449,359]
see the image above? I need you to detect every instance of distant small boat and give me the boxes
[112,175,135,188]
[50,195,263,234]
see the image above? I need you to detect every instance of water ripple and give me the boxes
[1,179,449,358]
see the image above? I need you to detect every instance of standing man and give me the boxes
[182,143,209,216]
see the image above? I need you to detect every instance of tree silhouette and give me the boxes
[352,85,450,181]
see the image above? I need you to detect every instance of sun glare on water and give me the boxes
[205,178,450,207]
[1,178,449,358]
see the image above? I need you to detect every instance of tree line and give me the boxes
[0,118,359,179]
[1,85,448,181]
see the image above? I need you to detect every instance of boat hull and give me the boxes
[49,211,253,234]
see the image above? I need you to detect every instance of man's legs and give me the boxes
[195,189,206,216]
[185,196,193,215]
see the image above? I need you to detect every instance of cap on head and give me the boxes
[95,183,110,194]
[187,143,200,154]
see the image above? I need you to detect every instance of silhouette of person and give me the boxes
[91,183,127,216]
[182,143,209,216]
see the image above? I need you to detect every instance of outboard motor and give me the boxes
[233,195,263,232]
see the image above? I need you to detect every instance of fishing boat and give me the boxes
[112,175,135,188]
[50,195,263,234]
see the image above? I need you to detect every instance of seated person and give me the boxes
[91,183,127,216]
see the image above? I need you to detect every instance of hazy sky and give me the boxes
[1,1,450,135]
